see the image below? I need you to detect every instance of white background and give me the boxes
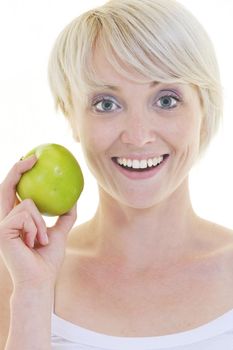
[0,0,232,228]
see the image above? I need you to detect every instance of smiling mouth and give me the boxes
[112,154,169,172]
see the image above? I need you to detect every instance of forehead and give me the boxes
[90,46,199,99]
[91,45,152,87]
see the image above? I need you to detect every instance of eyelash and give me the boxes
[91,92,181,113]
[92,97,120,113]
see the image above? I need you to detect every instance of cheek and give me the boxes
[80,121,116,154]
[171,115,201,149]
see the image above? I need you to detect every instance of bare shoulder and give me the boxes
[0,256,13,349]
[209,221,233,250]
[216,224,233,266]
[200,218,233,271]
[199,217,233,245]
[66,220,97,252]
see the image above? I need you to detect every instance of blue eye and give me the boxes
[93,97,120,113]
[156,95,180,109]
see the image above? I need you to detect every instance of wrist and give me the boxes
[7,284,54,350]
[12,276,55,294]
[11,282,55,318]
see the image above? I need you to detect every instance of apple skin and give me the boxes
[16,143,84,216]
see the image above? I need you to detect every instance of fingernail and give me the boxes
[19,155,37,162]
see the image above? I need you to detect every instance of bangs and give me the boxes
[68,0,216,103]
[48,0,223,158]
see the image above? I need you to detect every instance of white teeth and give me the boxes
[153,156,163,166]
[127,159,132,167]
[116,155,165,169]
[147,159,153,167]
[132,160,140,169]
[140,160,147,169]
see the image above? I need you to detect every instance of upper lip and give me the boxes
[112,153,169,160]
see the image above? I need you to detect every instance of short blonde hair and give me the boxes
[48,0,223,158]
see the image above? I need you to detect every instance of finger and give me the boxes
[48,203,77,243]
[3,155,37,189]
[21,212,38,248]
[0,211,37,276]
[0,155,37,218]
[1,210,37,249]
[8,198,48,246]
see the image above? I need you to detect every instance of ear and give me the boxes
[68,114,80,143]
[200,116,208,144]
[73,131,80,143]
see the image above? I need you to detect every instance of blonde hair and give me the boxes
[48,0,223,158]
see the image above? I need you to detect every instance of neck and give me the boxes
[88,177,201,271]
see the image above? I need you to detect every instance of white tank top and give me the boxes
[51,309,233,349]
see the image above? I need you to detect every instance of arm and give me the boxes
[0,257,12,350]
[6,285,54,350]
[0,156,77,350]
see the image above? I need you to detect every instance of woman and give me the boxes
[0,0,233,349]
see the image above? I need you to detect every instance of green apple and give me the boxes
[16,143,84,216]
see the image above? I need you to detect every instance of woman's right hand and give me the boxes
[0,155,77,290]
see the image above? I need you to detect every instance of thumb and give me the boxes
[48,203,77,243]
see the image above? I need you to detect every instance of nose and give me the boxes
[120,110,157,147]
